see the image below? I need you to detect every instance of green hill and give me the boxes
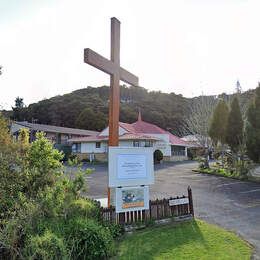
[4,85,257,136]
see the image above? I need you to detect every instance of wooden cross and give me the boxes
[84,17,139,206]
[84,17,138,146]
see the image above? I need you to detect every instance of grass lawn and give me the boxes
[116,220,252,260]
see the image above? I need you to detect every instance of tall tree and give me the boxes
[209,99,229,146]
[182,95,217,148]
[246,85,260,163]
[12,97,26,121]
[226,97,244,152]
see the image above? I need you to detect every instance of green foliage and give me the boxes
[154,149,163,162]
[54,144,72,161]
[226,97,244,152]
[103,222,124,239]
[246,85,260,163]
[12,97,26,121]
[9,85,188,135]
[25,132,64,197]
[65,218,115,259]
[0,122,118,259]
[23,230,68,260]
[67,198,101,220]
[75,107,107,131]
[196,157,209,170]
[209,99,229,145]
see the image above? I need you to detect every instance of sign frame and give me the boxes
[115,185,149,213]
[108,147,154,187]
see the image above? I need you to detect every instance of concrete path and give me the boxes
[82,161,260,258]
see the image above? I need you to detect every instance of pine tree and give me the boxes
[226,97,244,152]
[246,85,260,162]
[209,99,229,145]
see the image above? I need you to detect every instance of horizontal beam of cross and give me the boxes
[84,48,139,86]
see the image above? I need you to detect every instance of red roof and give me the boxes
[119,122,137,133]
[131,120,166,134]
[69,114,189,147]
[131,119,187,146]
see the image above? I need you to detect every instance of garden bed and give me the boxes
[193,167,248,181]
[193,167,260,183]
[116,219,253,260]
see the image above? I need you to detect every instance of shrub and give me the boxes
[154,149,163,163]
[65,218,115,259]
[67,198,101,220]
[23,230,68,260]
[103,222,124,239]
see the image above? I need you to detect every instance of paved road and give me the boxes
[83,161,260,258]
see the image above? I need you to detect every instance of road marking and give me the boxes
[240,188,260,194]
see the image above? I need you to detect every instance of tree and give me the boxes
[15,97,24,108]
[12,96,26,121]
[75,108,107,131]
[226,97,244,152]
[246,84,260,162]
[182,95,217,148]
[209,99,229,146]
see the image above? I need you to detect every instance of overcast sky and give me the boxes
[1,0,260,109]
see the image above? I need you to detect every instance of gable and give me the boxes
[99,126,129,136]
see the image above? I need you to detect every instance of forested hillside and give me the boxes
[4,85,257,136]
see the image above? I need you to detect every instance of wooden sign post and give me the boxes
[84,17,139,206]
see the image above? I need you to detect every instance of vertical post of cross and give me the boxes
[84,17,139,208]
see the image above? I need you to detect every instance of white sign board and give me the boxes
[115,186,149,213]
[109,147,154,187]
[169,198,189,206]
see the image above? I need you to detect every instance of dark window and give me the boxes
[133,141,140,147]
[72,143,81,153]
[96,142,101,148]
[145,140,153,147]
[171,145,186,156]
[57,133,61,144]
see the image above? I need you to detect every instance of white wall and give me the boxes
[79,136,172,157]
[148,134,171,156]
[99,126,128,136]
[81,142,107,153]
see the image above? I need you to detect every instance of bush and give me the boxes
[23,230,68,260]
[67,198,101,220]
[65,218,115,259]
[103,222,124,239]
[154,149,163,163]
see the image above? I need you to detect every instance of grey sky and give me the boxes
[1,0,260,109]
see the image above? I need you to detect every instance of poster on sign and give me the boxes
[108,147,154,187]
[115,186,149,213]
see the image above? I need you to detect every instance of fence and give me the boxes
[101,186,194,225]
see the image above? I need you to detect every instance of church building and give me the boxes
[69,113,189,162]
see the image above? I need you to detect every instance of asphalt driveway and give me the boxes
[81,161,260,258]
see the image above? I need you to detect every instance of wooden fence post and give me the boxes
[188,186,194,217]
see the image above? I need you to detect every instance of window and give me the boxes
[133,141,140,147]
[96,142,101,148]
[171,146,185,156]
[145,140,153,147]
[57,133,61,144]
[72,143,81,153]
